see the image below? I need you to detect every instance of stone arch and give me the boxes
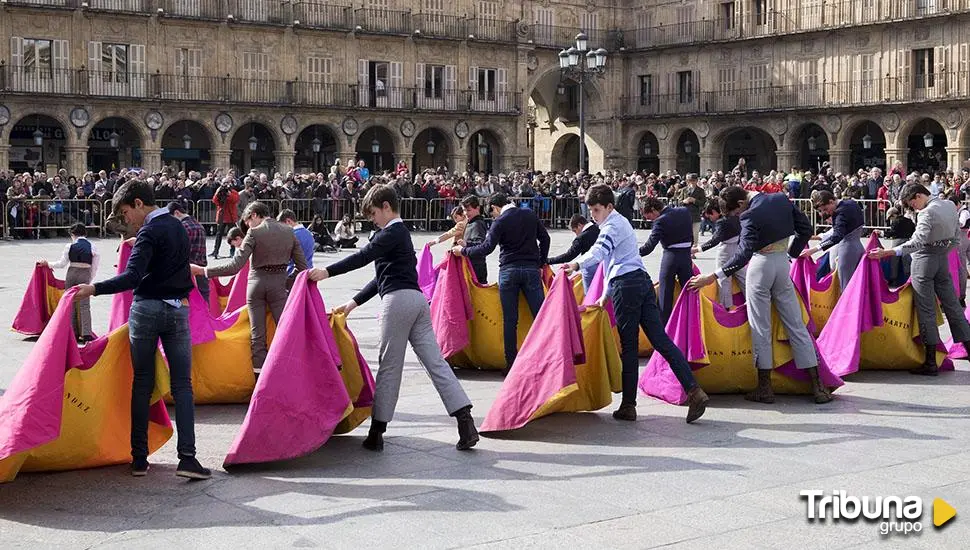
[832,115,886,150]
[411,122,457,160]
[550,133,587,172]
[712,126,779,173]
[157,114,221,149]
[80,113,149,146]
[354,124,397,173]
[841,118,888,172]
[1,108,76,145]
[356,121,405,156]
[293,123,341,173]
[893,114,947,150]
[467,123,511,161]
[664,125,700,158]
[900,117,948,173]
[410,124,454,172]
[293,120,343,151]
[787,121,831,172]
[85,116,145,173]
[632,129,660,173]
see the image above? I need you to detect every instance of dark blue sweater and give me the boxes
[462,206,551,268]
[94,210,194,300]
[639,206,693,256]
[326,220,419,305]
[820,198,864,251]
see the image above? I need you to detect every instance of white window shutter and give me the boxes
[358,58,369,105]
[897,49,910,96]
[469,65,478,90]
[176,48,185,74]
[416,62,425,88]
[130,44,146,96]
[390,61,403,107]
[10,36,23,67]
[444,64,457,109]
[52,40,69,92]
[189,49,202,76]
[497,67,508,110]
[87,41,103,72]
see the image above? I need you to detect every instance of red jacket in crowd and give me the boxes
[213,189,240,223]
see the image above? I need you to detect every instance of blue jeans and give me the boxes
[129,298,196,460]
[609,270,697,404]
[498,266,545,368]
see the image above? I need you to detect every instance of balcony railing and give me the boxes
[412,13,465,40]
[160,0,224,20]
[293,2,353,30]
[622,71,970,118]
[354,8,412,34]
[0,66,521,114]
[227,0,287,24]
[465,18,517,43]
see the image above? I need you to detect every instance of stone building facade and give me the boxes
[1,0,969,177]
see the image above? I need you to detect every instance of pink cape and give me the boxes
[107,241,134,332]
[417,244,438,301]
[817,234,956,376]
[208,261,250,317]
[0,288,172,478]
[639,286,844,405]
[12,264,65,336]
[481,271,586,432]
[790,252,837,335]
[582,263,615,324]
[224,272,350,466]
[430,254,474,358]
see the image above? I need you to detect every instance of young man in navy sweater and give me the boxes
[451,193,551,374]
[308,184,479,452]
[74,180,210,479]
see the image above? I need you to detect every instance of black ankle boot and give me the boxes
[363,420,387,452]
[451,405,479,451]
[910,344,939,376]
[745,369,775,403]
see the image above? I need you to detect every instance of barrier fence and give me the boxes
[0,195,921,241]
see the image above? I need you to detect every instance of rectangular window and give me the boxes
[306,56,332,83]
[636,12,653,46]
[677,70,693,103]
[749,64,769,91]
[638,74,653,105]
[676,6,694,38]
[721,2,736,30]
[717,68,736,95]
[371,61,389,97]
[176,48,203,76]
[478,0,497,19]
[755,0,768,25]
[22,38,53,79]
[534,7,555,43]
[425,64,444,98]
[242,52,269,80]
[914,48,935,88]
[102,43,129,83]
[478,68,496,100]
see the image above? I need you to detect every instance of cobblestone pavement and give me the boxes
[1,231,968,549]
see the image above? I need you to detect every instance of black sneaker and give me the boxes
[131,457,149,477]
[175,457,212,480]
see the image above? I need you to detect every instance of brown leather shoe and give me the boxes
[612,402,637,421]
[685,386,709,424]
[745,369,775,404]
[807,367,833,404]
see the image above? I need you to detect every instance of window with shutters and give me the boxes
[534,7,555,44]
[676,7,694,38]
[176,48,203,76]
[638,74,653,105]
[425,64,444,99]
[372,61,388,97]
[425,0,444,27]
[102,44,129,83]
[477,68,496,101]
[721,2,736,30]
[677,70,693,103]
[754,0,768,26]
[242,52,269,80]
[22,38,53,79]
[749,64,769,91]
[717,68,736,96]
[636,12,653,47]
[306,56,332,83]
[581,11,599,34]
[914,48,935,88]
[478,1,499,38]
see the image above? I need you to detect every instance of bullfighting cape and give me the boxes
[0,288,173,483]
[417,243,439,301]
[816,234,955,375]
[639,286,844,404]
[11,264,65,336]
[224,273,373,466]
[790,252,840,336]
[430,254,539,370]
[108,240,134,332]
[208,261,249,316]
[481,271,621,432]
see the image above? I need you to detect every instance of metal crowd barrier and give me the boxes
[4,198,105,239]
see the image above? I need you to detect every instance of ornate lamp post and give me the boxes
[558,32,608,172]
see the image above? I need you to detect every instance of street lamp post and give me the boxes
[558,32,608,172]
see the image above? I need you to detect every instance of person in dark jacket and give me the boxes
[800,191,865,292]
[639,197,694,324]
[453,193,550,374]
[548,214,600,290]
[460,195,489,284]
[694,203,745,308]
[688,186,833,405]
[880,206,916,286]
[614,181,636,223]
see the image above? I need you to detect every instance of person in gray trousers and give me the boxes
[869,183,970,375]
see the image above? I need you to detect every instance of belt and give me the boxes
[69,262,92,268]
[758,238,789,254]
[255,264,288,273]
[664,242,693,250]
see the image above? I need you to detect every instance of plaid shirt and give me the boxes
[180,215,207,267]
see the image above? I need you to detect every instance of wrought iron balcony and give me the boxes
[293,1,353,31]
[0,66,521,114]
[411,13,465,40]
[621,72,970,118]
[354,8,412,35]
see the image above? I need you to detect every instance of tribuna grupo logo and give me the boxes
[800,490,957,536]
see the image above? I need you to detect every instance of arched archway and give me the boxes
[161,120,213,173]
[295,125,338,174]
[231,123,277,174]
[87,117,142,173]
[412,128,450,172]
[793,123,829,173]
[355,126,395,174]
[468,129,501,174]
[636,131,660,173]
[7,114,68,173]
[675,129,700,174]
[720,127,777,173]
[907,118,947,174]
[550,134,588,173]
[845,120,886,172]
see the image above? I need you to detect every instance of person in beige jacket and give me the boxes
[192,201,307,374]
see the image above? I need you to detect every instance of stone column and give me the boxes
[275,150,295,174]
[946,146,970,171]
[507,155,530,173]
[658,153,678,174]
[827,148,851,174]
[885,148,909,172]
[0,144,9,172]
[337,150,357,171]
[211,148,231,172]
[447,154,467,175]
[64,146,88,178]
[140,147,162,174]
[699,150,723,174]
[775,149,798,172]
